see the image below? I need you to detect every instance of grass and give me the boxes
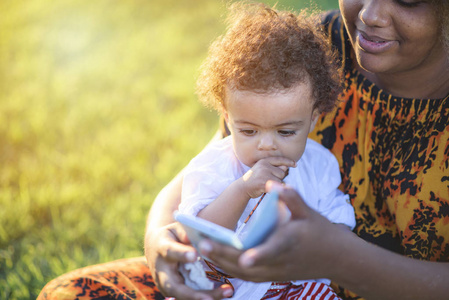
[0,0,338,298]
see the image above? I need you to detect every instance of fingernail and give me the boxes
[239,254,254,267]
[185,251,197,262]
[223,287,234,297]
[267,181,283,193]
[199,240,212,254]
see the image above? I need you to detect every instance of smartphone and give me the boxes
[174,191,279,250]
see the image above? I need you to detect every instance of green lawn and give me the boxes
[0,0,338,298]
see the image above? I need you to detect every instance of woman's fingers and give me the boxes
[150,223,234,300]
[198,240,260,280]
[161,269,233,300]
[155,223,198,263]
[205,182,325,283]
[199,239,242,265]
[238,227,289,268]
[159,223,198,263]
[164,279,233,300]
[199,224,294,282]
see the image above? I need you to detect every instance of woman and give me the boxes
[39,0,449,299]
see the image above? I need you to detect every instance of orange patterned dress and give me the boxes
[38,10,449,300]
[311,10,449,300]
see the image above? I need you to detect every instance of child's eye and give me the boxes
[278,130,296,136]
[239,129,256,136]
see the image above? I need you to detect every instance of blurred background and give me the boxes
[0,0,338,298]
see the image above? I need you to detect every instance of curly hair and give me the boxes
[196,2,343,114]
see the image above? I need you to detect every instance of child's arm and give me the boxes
[197,156,295,229]
[197,176,251,229]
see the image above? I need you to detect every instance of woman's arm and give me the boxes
[144,129,235,300]
[201,181,449,300]
[329,226,449,300]
[144,171,234,300]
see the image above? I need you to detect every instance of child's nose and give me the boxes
[257,134,277,151]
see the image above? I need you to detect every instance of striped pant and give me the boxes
[261,281,341,300]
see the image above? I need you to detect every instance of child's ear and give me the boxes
[308,109,320,133]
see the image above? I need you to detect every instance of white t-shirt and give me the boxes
[179,136,355,299]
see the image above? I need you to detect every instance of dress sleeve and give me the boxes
[178,141,236,216]
[315,150,356,230]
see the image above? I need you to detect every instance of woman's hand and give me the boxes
[144,170,234,299]
[199,181,345,282]
[200,181,449,300]
[145,222,234,300]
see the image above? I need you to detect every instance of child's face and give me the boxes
[224,80,318,167]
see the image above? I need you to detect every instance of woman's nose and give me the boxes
[359,0,390,28]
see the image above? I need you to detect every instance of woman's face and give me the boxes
[339,0,445,75]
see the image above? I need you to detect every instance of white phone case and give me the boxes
[174,191,279,250]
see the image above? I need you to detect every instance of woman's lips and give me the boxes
[356,31,397,54]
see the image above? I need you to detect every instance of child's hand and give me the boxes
[241,156,295,198]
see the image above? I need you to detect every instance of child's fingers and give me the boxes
[262,157,295,180]
[264,156,296,168]
[277,165,289,173]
